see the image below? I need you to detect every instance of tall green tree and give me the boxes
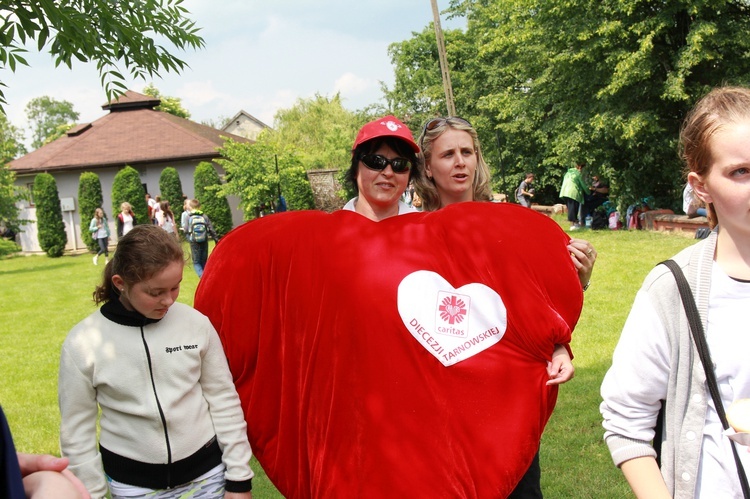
[33,172,66,257]
[78,172,104,251]
[383,25,473,131]
[0,0,204,106]
[387,0,750,209]
[143,84,191,119]
[0,113,28,235]
[42,123,77,147]
[217,138,314,220]
[194,162,233,237]
[158,167,184,222]
[0,165,27,236]
[0,112,27,163]
[25,96,79,150]
[271,94,367,171]
[111,166,147,226]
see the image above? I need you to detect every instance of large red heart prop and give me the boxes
[195,202,582,498]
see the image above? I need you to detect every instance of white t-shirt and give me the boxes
[683,184,699,215]
[602,260,750,497]
[697,262,750,498]
[342,197,417,216]
[121,213,134,235]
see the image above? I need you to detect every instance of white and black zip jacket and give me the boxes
[59,298,253,498]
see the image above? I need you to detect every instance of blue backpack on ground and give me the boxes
[188,213,208,243]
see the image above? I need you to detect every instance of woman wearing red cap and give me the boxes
[342,115,420,221]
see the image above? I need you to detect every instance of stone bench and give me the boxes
[530,204,565,217]
[640,210,709,236]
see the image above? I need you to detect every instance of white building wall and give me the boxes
[13,161,245,253]
[224,118,265,141]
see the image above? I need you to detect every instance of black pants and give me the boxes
[585,195,607,218]
[508,451,542,498]
[563,197,581,225]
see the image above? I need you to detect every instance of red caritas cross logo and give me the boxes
[439,295,467,324]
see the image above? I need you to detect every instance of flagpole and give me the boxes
[430,0,456,116]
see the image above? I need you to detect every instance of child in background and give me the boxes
[601,86,750,497]
[182,199,219,278]
[516,172,535,208]
[88,208,110,265]
[58,225,253,499]
[151,195,162,225]
[179,198,191,237]
[115,202,136,239]
[156,200,178,240]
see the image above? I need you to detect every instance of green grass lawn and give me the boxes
[0,225,696,497]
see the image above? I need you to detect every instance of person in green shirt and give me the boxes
[559,163,588,230]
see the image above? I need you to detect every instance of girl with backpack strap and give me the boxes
[600,86,750,498]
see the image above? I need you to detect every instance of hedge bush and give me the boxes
[194,162,233,237]
[159,166,185,224]
[78,172,104,251]
[33,173,67,257]
[111,166,148,226]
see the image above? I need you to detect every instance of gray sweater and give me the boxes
[601,231,716,498]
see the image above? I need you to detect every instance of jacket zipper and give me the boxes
[141,325,173,487]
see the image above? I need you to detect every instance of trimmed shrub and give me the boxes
[159,167,184,223]
[194,162,233,237]
[111,166,148,226]
[33,173,67,257]
[78,172,104,251]
[158,166,184,206]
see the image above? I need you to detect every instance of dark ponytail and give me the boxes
[93,225,184,304]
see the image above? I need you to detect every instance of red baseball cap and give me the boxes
[352,115,420,153]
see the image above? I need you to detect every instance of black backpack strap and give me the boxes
[660,259,750,498]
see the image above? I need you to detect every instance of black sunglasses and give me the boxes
[360,154,412,174]
[421,116,473,135]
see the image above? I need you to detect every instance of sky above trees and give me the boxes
[0,0,465,136]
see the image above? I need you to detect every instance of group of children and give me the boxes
[88,198,218,278]
[13,85,749,498]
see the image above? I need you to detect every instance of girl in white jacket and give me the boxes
[59,225,254,499]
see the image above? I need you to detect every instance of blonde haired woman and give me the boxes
[116,202,137,239]
[415,116,596,498]
[412,117,492,211]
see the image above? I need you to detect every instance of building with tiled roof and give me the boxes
[9,90,251,253]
